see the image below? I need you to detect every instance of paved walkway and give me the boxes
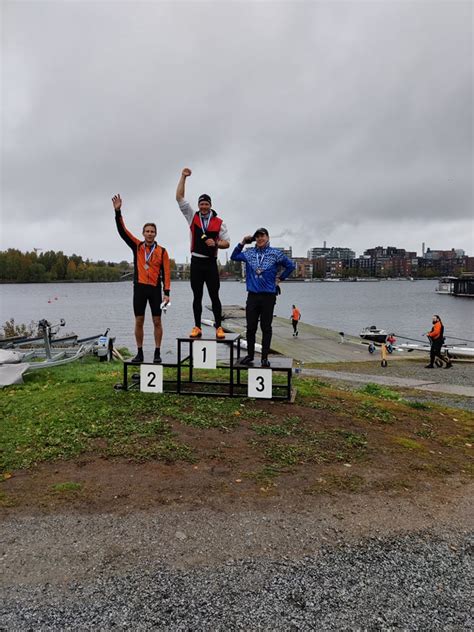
[219,306,386,363]
[304,368,474,397]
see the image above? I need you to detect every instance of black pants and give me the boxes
[430,339,447,366]
[246,292,276,359]
[292,319,298,333]
[190,256,222,328]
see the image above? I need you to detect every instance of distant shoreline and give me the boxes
[0,277,439,285]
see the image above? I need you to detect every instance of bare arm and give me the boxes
[176,167,191,201]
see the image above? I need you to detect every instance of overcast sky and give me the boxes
[1,0,473,263]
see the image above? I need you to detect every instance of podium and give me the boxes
[119,332,293,400]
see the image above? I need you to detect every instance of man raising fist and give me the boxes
[176,168,230,339]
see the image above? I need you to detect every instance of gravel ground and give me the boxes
[303,361,474,411]
[309,377,474,412]
[316,360,474,387]
[1,532,472,630]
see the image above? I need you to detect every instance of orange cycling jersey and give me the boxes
[292,308,301,321]
[115,211,171,293]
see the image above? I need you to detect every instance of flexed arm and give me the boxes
[231,236,253,262]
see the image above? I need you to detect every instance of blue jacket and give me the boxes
[231,242,295,293]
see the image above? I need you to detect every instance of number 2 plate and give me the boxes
[248,368,272,398]
[140,364,163,393]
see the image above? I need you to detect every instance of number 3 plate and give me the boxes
[248,368,272,398]
[140,364,163,393]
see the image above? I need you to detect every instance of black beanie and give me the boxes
[198,193,212,205]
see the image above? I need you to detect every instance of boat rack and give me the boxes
[118,332,294,401]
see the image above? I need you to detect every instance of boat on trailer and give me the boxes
[0,318,114,385]
[359,325,388,343]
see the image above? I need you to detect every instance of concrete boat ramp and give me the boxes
[215,305,381,364]
[212,306,474,399]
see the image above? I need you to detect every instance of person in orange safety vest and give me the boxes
[291,305,301,337]
[424,314,452,369]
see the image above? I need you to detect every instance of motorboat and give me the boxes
[359,325,388,343]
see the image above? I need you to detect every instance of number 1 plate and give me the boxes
[193,340,217,369]
[140,364,163,393]
[248,368,272,398]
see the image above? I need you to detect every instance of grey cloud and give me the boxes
[1,1,472,261]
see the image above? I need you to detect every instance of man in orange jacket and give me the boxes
[425,314,452,368]
[113,194,171,364]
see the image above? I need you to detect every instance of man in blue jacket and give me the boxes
[231,228,295,367]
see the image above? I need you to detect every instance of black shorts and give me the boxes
[133,283,162,317]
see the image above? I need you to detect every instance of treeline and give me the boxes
[0,249,130,283]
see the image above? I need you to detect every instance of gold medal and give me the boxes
[201,234,207,240]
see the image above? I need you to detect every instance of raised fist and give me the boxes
[182,168,192,177]
[112,194,122,211]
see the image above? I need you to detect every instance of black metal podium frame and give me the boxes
[233,355,293,401]
[119,333,293,400]
[121,353,190,392]
[176,333,241,396]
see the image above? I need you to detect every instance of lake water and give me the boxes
[1,280,472,354]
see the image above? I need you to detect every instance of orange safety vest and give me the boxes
[427,321,443,340]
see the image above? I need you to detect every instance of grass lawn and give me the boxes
[1,358,472,510]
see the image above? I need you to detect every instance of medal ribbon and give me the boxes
[199,212,211,234]
[144,243,156,266]
[256,251,266,271]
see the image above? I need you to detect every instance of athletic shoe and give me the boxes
[153,352,162,364]
[216,326,226,340]
[131,353,144,364]
[240,355,254,365]
[261,358,271,368]
[189,326,202,338]
[295,331,298,337]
